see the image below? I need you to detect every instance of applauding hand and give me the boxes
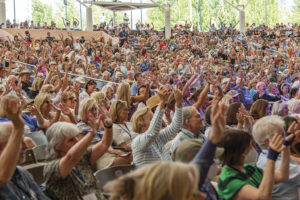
[174,89,183,108]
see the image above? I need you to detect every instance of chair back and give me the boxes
[32,145,48,162]
[23,149,37,165]
[94,165,135,191]
[24,163,46,185]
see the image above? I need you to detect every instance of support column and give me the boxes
[130,0,133,29]
[86,7,93,31]
[165,7,171,39]
[199,0,202,31]
[189,0,192,30]
[264,0,267,26]
[113,10,115,26]
[0,0,6,26]
[239,10,245,33]
[140,0,143,24]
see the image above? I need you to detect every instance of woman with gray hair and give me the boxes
[43,104,113,200]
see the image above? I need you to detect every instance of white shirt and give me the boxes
[100,15,106,24]
[112,122,138,146]
[79,90,90,104]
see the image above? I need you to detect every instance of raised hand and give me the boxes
[174,89,183,108]
[98,103,112,128]
[269,133,284,152]
[157,86,169,105]
[87,113,97,136]
[210,102,227,144]
[4,97,24,129]
[27,105,40,116]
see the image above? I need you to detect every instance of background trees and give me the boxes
[31,0,300,30]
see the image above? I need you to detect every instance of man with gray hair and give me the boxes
[0,96,50,199]
[170,106,205,152]
[252,115,300,200]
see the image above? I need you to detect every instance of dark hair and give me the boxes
[290,88,298,99]
[85,80,97,90]
[219,129,252,166]
[204,106,212,125]
[134,73,142,81]
[137,84,151,98]
[250,99,269,120]
[226,102,243,126]
[283,116,297,132]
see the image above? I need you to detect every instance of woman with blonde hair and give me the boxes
[77,98,132,169]
[116,82,149,119]
[91,91,110,111]
[131,87,183,167]
[102,84,114,107]
[59,91,78,123]
[105,162,200,200]
[110,100,137,152]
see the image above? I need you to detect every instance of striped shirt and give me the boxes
[132,106,183,167]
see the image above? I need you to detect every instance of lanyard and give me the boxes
[73,168,86,184]
[117,123,132,139]
[180,130,193,139]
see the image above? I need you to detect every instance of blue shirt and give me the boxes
[0,166,50,200]
[0,114,38,132]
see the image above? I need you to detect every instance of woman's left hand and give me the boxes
[174,89,183,108]
[98,103,112,128]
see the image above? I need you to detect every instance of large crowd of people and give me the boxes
[0,19,300,200]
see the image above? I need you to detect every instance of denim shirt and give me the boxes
[256,150,300,200]
[0,166,50,200]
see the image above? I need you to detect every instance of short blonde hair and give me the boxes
[131,107,150,133]
[40,84,55,94]
[79,98,98,121]
[104,162,199,200]
[116,82,131,108]
[34,93,51,112]
[60,91,75,103]
[50,75,59,85]
[91,92,105,105]
[32,77,44,91]
[109,100,127,123]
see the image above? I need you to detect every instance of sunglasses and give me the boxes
[68,97,77,102]
[44,100,52,104]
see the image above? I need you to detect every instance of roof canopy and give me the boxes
[85,1,159,11]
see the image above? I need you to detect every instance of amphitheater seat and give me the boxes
[94,164,135,191]
[24,162,47,185]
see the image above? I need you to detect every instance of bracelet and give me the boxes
[267,148,280,161]
[104,123,113,129]
[283,132,295,146]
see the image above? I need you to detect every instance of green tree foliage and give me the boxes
[32,0,53,24]
[147,0,283,30]
[56,0,80,28]
[291,0,300,22]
